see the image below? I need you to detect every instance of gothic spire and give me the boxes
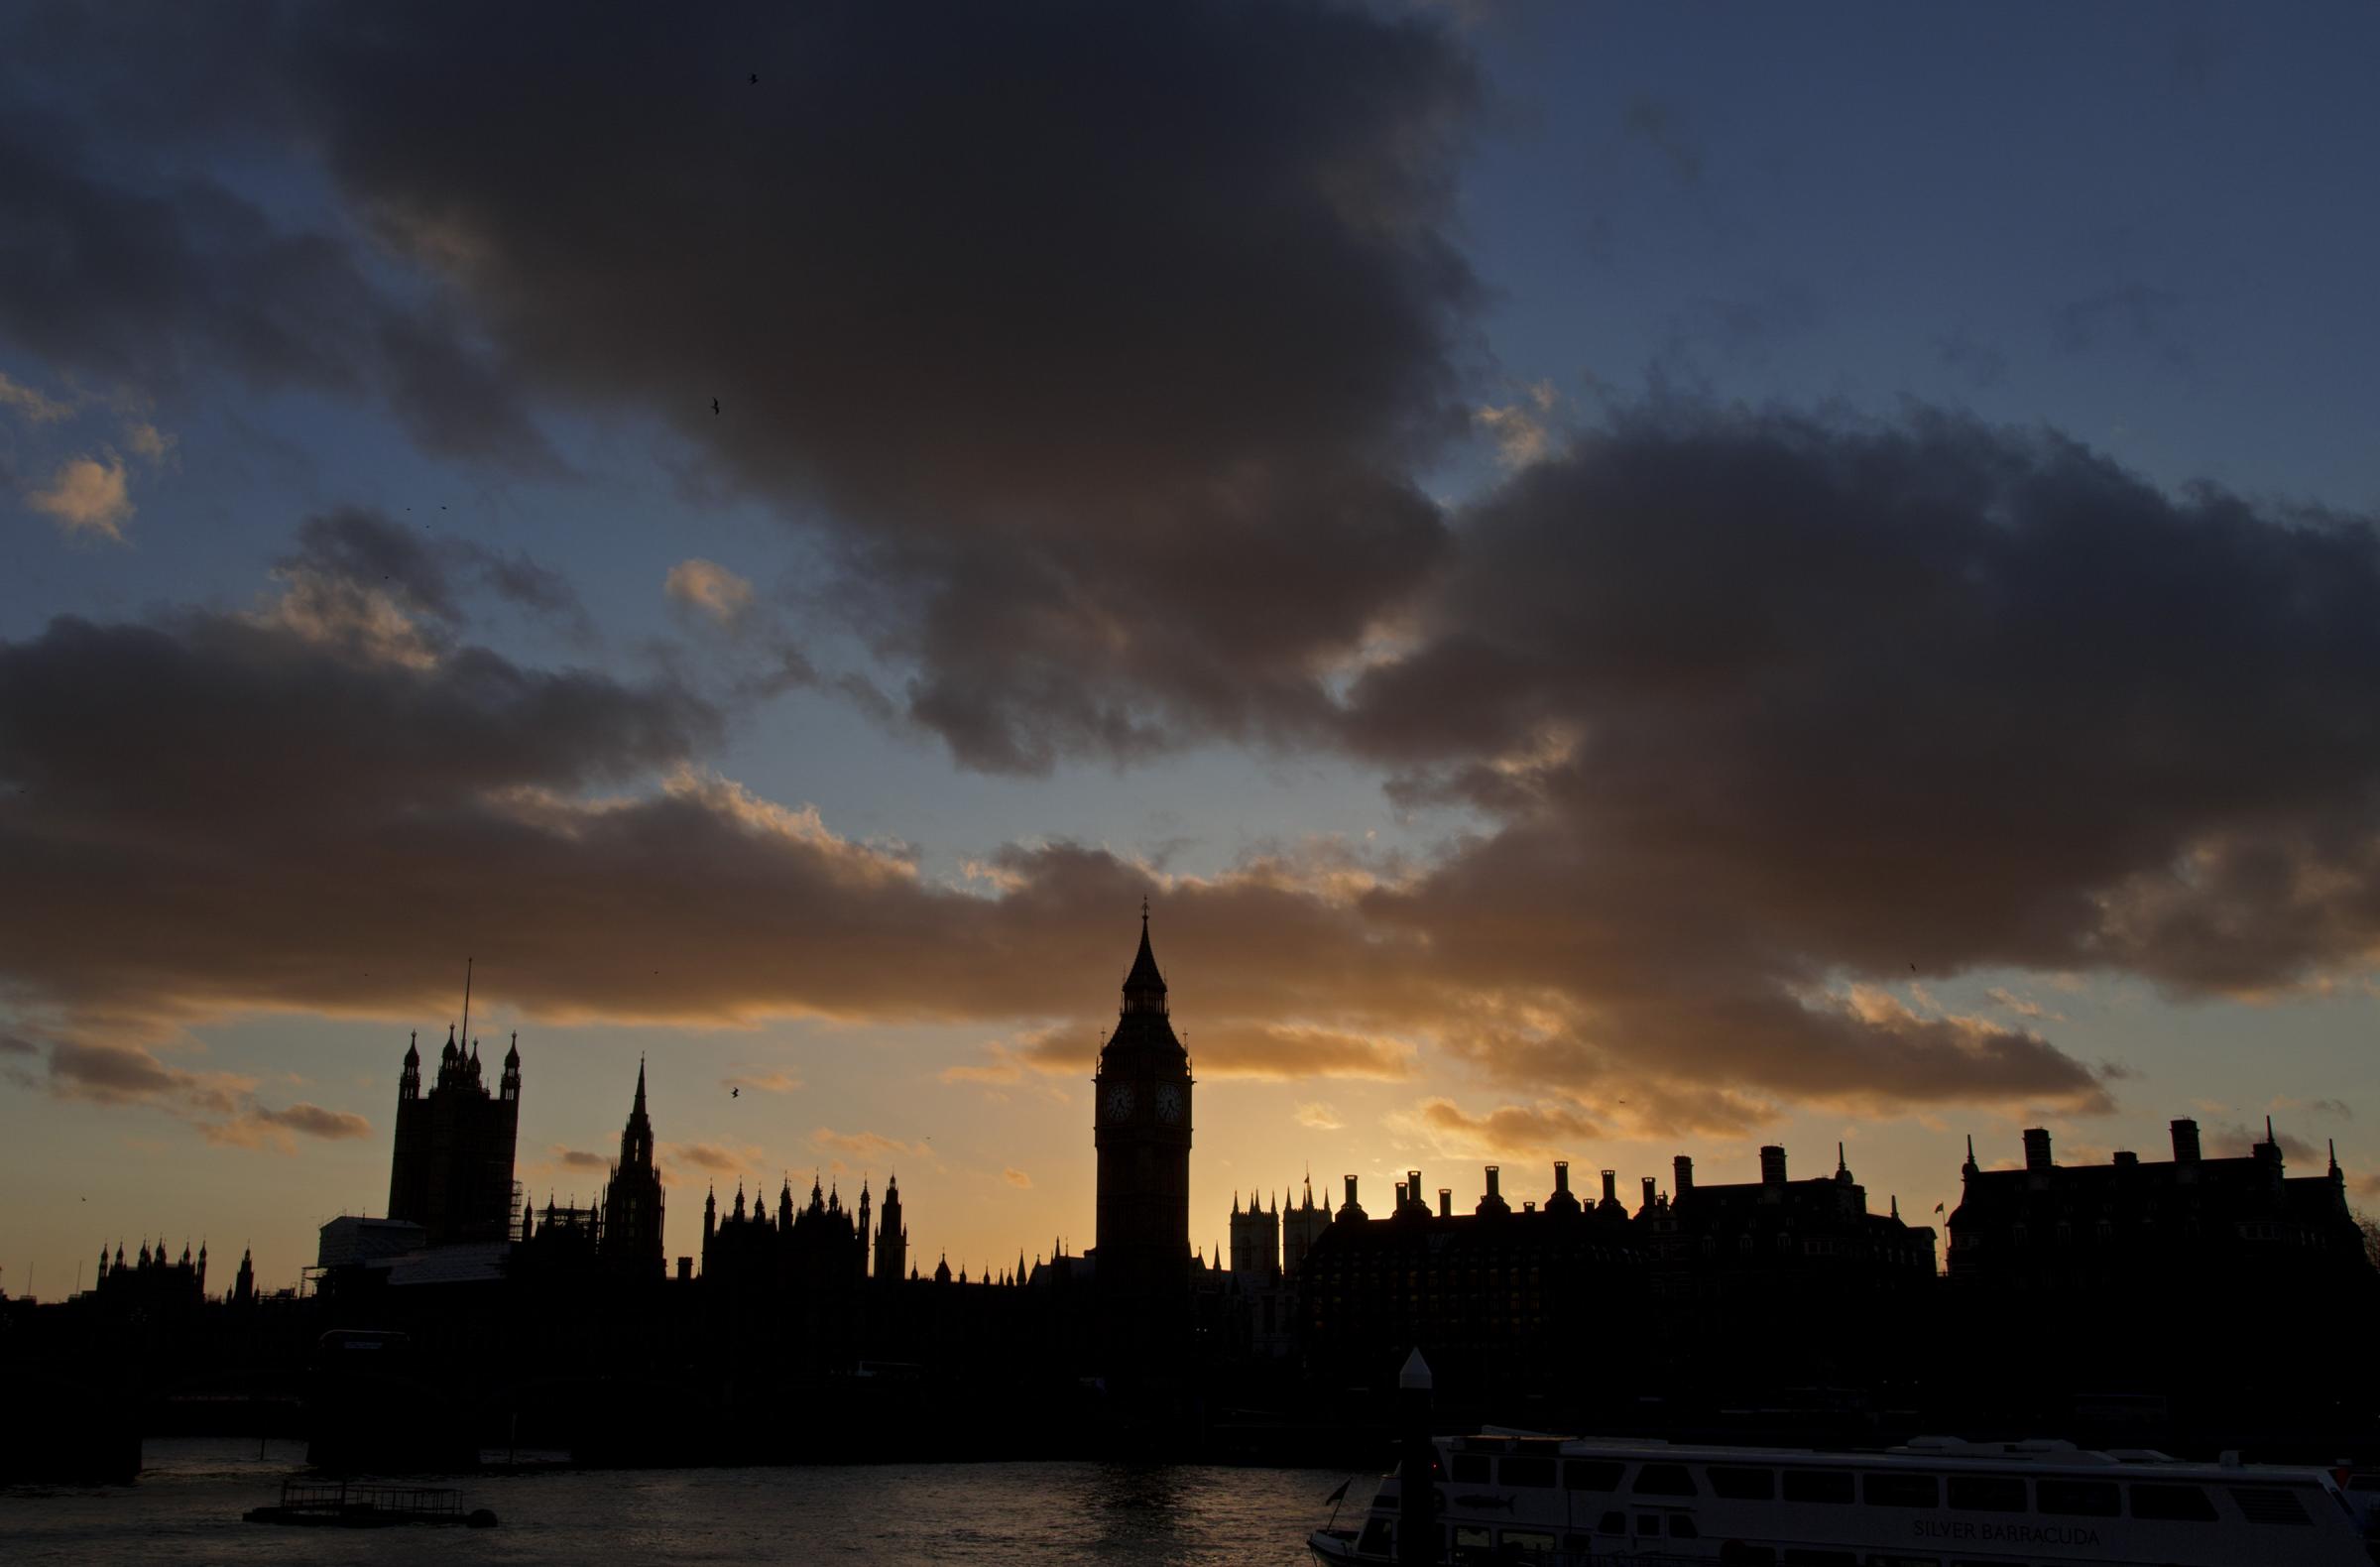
[1121,899,1167,1014]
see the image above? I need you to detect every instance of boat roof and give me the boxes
[1451,1431,2339,1484]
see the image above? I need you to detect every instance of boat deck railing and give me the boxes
[277,1480,463,1516]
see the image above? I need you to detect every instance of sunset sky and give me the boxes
[7,2,2380,1299]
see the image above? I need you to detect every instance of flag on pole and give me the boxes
[1324,1478,1352,1506]
[1934,1202,1945,1214]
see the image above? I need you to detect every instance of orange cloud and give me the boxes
[814,1127,918,1162]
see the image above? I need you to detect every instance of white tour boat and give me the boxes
[1308,1431,2376,1566]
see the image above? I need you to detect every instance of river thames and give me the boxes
[0,1439,1359,1564]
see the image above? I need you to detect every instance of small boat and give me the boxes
[245,1478,497,1528]
[1311,1431,2377,1565]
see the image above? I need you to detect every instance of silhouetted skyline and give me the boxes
[8,2,2380,1315]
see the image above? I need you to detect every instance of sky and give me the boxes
[5,1,2380,1299]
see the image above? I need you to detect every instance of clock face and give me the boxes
[1103,1083,1134,1121]
[1155,1083,1184,1125]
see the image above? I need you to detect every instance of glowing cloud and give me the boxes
[28,455,132,541]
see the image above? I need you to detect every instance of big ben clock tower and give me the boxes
[1094,903,1193,1377]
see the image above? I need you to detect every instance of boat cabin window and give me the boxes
[2037,1479,2120,1517]
[1781,1468,1854,1505]
[2129,1482,2219,1522]
[1668,1514,1700,1538]
[1634,1513,1659,1535]
[1945,1475,2026,1511]
[1862,1473,1940,1508]
[1451,1453,1491,1484]
[1565,1459,1624,1493]
[1709,1466,1776,1500]
[1597,1510,1625,1534]
[1355,1516,1394,1555]
[1499,1455,1556,1488]
[2227,1486,2313,1525]
[1632,1462,1698,1497]
[1499,1528,1557,1555]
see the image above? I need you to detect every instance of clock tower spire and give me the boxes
[1094,902,1193,1382]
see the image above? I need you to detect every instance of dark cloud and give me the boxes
[45,1036,365,1149]
[49,1040,244,1114]
[1345,409,2380,995]
[0,609,706,842]
[0,104,561,473]
[1014,1020,1416,1082]
[19,393,2380,1129]
[283,509,585,632]
[552,1146,610,1172]
[286,510,460,620]
[1,0,1480,773]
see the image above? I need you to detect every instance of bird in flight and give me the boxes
[749,72,758,85]
[711,397,721,416]
[731,1086,740,1099]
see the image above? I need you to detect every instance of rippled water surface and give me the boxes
[0,1439,1361,1564]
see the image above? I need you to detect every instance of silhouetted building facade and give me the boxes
[1644,1144,1938,1300]
[1948,1118,2368,1293]
[1299,1165,1650,1392]
[700,1173,869,1292]
[599,1058,665,1279]
[91,1239,206,1310]
[387,1026,521,1246]
[1093,909,1194,1378]
[1229,1190,1281,1281]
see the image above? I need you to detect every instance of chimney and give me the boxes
[1393,1181,1408,1209]
[1345,1174,1360,1209]
[675,1257,692,1281]
[2112,1150,2139,1168]
[1437,1188,1452,1218]
[1553,1160,1571,1195]
[1408,1169,1423,1211]
[2022,1128,2052,1173]
[1641,1176,1657,1210]
[1673,1154,1694,1194]
[1600,1169,1617,1204]
[2170,1118,2201,1163]
[1485,1166,1502,1201]
[1759,1145,1787,1185]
